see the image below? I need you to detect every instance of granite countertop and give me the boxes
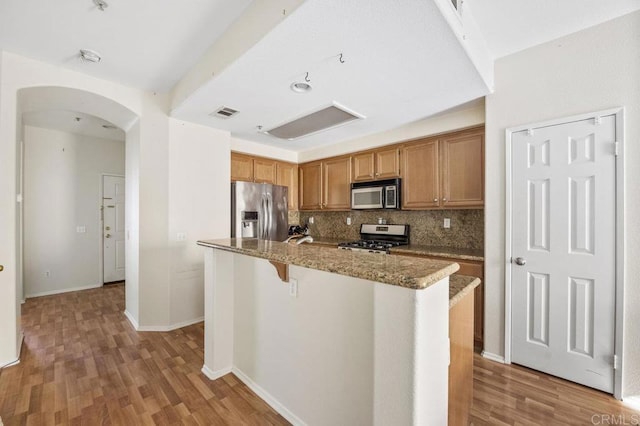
[307,239,484,262]
[197,238,459,290]
[391,245,484,262]
[449,275,481,308]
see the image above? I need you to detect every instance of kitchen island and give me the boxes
[197,238,476,425]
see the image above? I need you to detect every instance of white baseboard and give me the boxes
[0,334,24,369]
[232,367,306,426]
[201,364,232,381]
[134,316,205,332]
[481,350,506,364]
[25,283,102,299]
[123,310,139,330]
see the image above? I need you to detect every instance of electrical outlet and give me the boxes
[309,216,314,224]
[289,278,298,297]
[44,270,50,278]
[444,218,451,229]
[76,226,86,233]
[346,217,352,225]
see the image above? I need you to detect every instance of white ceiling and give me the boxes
[2,0,639,153]
[0,0,252,91]
[171,0,491,151]
[468,0,640,59]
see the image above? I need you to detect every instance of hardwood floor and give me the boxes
[470,353,640,425]
[0,284,289,425]
[1,285,638,425]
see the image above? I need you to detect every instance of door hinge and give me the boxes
[613,354,619,370]
[614,142,620,156]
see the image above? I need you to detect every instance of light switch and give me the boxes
[346,217,352,225]
[444,218,451,229]
[76,226,86,233]
[177,232,187,241]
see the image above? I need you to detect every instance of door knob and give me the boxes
[105,234,112,238]
[0,265,3,272]
[514,257,527,266]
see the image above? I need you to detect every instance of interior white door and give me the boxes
[103,175,125,283]
[510,115,617,393]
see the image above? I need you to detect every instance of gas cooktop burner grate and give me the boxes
[338,223,410,254]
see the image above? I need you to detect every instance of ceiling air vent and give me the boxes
[265,104,363,140]
[210,106,239,119]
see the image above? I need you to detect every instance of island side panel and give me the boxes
[202,248,235,379]
[373,277,449,425]
[232,256,375,425]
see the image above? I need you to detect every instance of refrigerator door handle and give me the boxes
[260,195,266,239]
[267,193,273,238]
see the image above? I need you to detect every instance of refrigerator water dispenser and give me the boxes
[241,211,258,238]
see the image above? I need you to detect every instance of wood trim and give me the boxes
[269,261,289,282]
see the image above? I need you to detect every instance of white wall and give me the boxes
[484,11,640,396]
[0,51,229,365]
[168,119,230,327]
[0,52,143,368]
[298,100,485,162]
[231,136,297,163]
[23,126,125,297]
[125,121,140,325]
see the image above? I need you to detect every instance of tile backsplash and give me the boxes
[295,209,483,250]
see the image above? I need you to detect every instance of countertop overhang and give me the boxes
[197,238,459,290]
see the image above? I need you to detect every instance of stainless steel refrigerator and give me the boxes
[231,182,289,241]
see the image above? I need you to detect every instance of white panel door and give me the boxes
[511,115,616,392]
[103,175,125,283]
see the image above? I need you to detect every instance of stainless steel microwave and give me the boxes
[351,178,401,210]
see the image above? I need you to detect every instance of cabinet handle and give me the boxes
[433,198,438,202]
[443,198,448,202]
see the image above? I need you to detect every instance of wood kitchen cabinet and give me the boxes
[448,288,474,425]
[440,132,484,207]
[231,152,298,210]
[352,147,400,182]
[299,156,351,211]
[276,162,298,210]
[230,152,254,182]
[299,161,323,210]
[401,127,484,210]
[401,139,440,209]
[253,158,277,184]
[323,156,352,210]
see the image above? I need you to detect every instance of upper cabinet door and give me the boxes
[254,158,277,184]
[440,132,484,208]
[375,147,401,179]
[299,162,323,210]
[323,157,352,210]
[231,153,254,182]
[401,140,439,209]
[276,162,298,211]
[352,152,375,182]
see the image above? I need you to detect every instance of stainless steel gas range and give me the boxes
[338,224,409,254]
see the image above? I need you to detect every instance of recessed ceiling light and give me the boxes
[79,49,101,63]
[290,82,312,93]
